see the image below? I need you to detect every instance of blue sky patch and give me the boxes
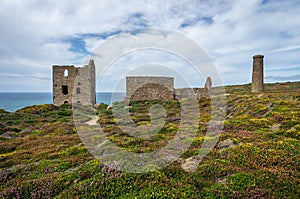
[123,12,149,27]
[180,16,213,28]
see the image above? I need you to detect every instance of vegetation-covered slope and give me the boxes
[0,82,299,198]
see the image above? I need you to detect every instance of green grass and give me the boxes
[0,81,299,198]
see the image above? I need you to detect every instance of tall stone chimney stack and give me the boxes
[251,55,264,92]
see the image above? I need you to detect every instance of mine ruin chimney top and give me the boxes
[253,55,264,59]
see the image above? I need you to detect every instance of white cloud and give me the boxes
[0,0,299,91]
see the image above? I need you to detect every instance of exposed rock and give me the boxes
[271,123,280,131]
[268,102,275,108]
[216,139,235,150]
[19,126,35,135]
[216,177,227,186]
[176,158,185,164]
[0,132,15,139]
[166,117,181,122]
[289,126,296,131]
[181,156,201,173]
[258,94,264,98]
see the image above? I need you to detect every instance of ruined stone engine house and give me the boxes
[52,60,96,106]
[52,54,265,106]
[125,76,175,101]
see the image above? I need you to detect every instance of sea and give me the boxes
[0,92,125,112]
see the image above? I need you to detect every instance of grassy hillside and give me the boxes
[0,82,299,198]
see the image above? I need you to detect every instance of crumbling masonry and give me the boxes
[52,55,265,106]
[52,60,96,106]
[125,76,174,101]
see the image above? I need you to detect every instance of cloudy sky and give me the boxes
[0,0,300,92]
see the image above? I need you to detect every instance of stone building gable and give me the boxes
[52,60,96,106]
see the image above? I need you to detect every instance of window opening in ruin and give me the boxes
[64,69,69,77]
[76,87,80,94]
[78,82,81,85]
[62,85,68,95]
[64,101,68,104]
[76,70,80,76]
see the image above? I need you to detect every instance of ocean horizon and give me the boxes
[0,92,125,112]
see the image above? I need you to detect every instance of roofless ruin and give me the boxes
[52,55,265,104]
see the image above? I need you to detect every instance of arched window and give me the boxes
[76,87,80,94]
[64,69,69,77]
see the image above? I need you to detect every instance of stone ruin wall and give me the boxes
[174,88,210,100]
[52,55,264,106]
[174,77,212,100]
[126,76,174,101]
[53,65,77,105]
[52,60,96,106]
[125,76,213,102]
[72,62,96,106]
